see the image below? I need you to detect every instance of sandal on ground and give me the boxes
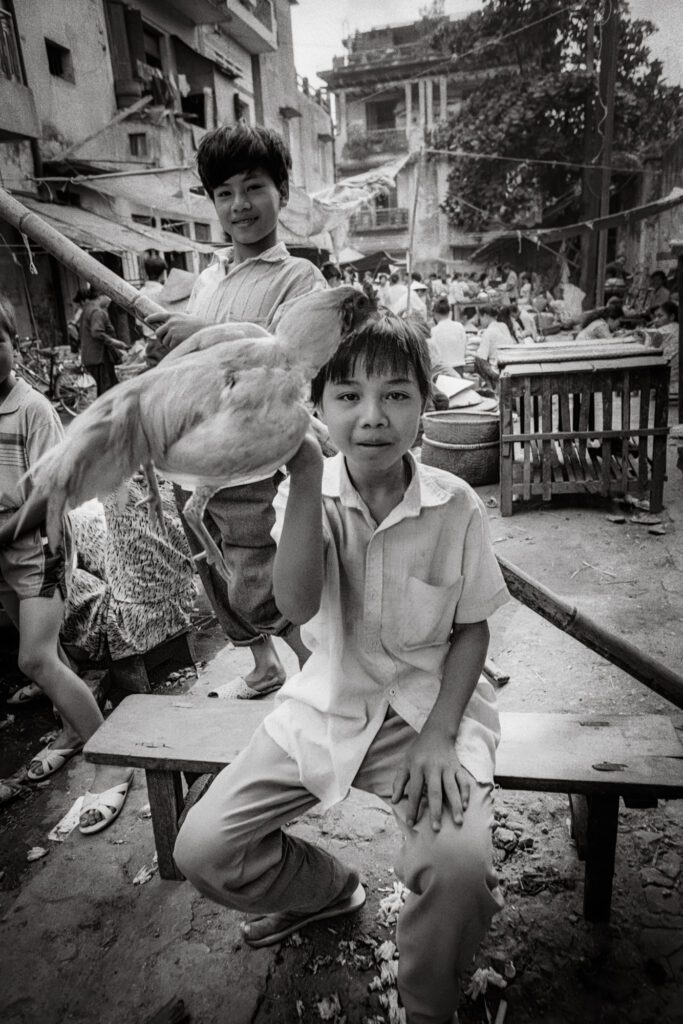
[27,740,83,781]
[7,682,44,705]
[242,882,366,948]
[207,676,283,700]
[79,775,132,835]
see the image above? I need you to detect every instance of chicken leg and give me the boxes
[181,484,231,582]
[137,462,167,535]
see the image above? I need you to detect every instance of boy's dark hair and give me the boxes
[310,311,432,407]
[321,261,341,282]
[411,271,423,283]
[433,297,451,317]
[197,121,291,199]
[144,254,167,280]
[389,272,400,284]
[478,304,498,319]
[0,293,16,338]
[659,300,678,322]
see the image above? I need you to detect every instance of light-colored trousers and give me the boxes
[174,713,503,1024]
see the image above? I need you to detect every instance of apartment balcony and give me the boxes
[167,0,230,24]
[342,126,408,163]
[225,0,277,53]
[0,9,39,139]
[349,207,409,234]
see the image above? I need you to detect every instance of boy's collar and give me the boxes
[0,375,27,415]
[213,241,289,271]
[321,450,452,517]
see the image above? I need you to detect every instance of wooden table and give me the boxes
[499,354,670,515]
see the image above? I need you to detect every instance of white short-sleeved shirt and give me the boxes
[264,452,509,808]
[477,322,509,367]
[186,241,325,330]
[429,319,468,369]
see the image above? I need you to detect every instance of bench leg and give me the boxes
[146,769,185,881]
[568,793,587,861]
[583,793,619,923]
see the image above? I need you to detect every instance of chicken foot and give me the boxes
[182,485,232,583]
[137,463,167,535]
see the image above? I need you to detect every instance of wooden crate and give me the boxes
[499,355,670,516]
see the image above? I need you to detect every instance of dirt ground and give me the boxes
[1,430,682,1024]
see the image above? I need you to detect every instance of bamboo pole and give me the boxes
[3,185,682,711]
[0,187,165,323]
[497,554,683,711]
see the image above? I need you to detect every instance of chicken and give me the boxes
[26,286,371,580]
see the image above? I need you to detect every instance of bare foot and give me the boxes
[79,766,133,830]
[243,636,286,694]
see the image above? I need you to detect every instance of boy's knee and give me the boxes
[18,650,51,681]
[174,805,244,892]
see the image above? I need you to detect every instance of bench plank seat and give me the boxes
[84,696,683,921]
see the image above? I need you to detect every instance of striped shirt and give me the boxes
[186,242,325,329]
[0,377,64,513]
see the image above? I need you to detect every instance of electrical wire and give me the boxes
[426,147,637,174]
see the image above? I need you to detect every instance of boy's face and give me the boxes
[319,360,423,475]
[0,323,15,385]
[212,167,286,248]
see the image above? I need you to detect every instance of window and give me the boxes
[194,222,211,242]
[142,26,162,70]
[132,214,155,227]
[161,219,188,237]
[45,38,74,82]
[128,132,148,158]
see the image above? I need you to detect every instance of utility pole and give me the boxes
[594,1,619,307]
[580,8,598,305]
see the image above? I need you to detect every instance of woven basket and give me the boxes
[421,410,500,485]
[422,410,499,445]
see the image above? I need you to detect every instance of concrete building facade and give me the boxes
[0,0,334,344]
[319,15,498,270]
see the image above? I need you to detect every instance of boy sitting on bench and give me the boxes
[175,312,509,1024]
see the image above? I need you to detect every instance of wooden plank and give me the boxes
[522,378,531,500]
[497,344,655,366]
[650,368,670,512]
[578,387,591,474]
[621,371,631,494]
[504,356,665,378]
[146,769,185,881]
[541,384,553,501]
[86,700,683,800]
[499,375,514,516]
[559,393,574,480]
[601,376,613,495]
[583,795,619,922]
[638,372,651,491]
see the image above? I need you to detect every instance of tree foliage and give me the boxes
[428,0,683,231]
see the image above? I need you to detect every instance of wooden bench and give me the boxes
[84,695,683,923]
[498,355,670,516]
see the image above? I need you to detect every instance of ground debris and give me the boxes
[316,991,344,1021]
[465,966,508,1000]
[138,803,153,819]
[26,846,48,862]
[378,988,406,1023]
[133,852,159,885]
[606,514,626,524]
[377,881,408,927]
[306,952,334,975]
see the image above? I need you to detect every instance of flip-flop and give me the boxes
[79,775,132,835]
[27,740,83,781]
[207,676,283,700]
[242,882,366,948]
[7,682,44,705]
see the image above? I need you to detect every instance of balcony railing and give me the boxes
[342,125,408,162]
[0,9,22,83]
[333,39,440,71]
[296,74,330,112]
[349,207,409,233]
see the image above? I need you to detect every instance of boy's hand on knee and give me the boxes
[392,729,471,832]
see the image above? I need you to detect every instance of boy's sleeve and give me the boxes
[270,471,331,547]
[268,263,326,330]
[21,402,65,501]
[454,494,509,623]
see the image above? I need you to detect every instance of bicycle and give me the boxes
[14,338,96,418]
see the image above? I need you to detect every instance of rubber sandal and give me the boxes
[27,740,83,780]
[242,882,366,948]
[79,775,132,835]
[207,676,283,700]
[7,682,44,705]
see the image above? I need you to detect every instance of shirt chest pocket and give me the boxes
[399,575,464,649]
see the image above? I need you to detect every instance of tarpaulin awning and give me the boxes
[20,197,215,254]
[474,187,683,256]
[78,169,216,223]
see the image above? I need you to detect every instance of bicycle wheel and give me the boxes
[15,361,50,394]
[55,369,96,417]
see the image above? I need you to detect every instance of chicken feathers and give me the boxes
[26,286,371,578]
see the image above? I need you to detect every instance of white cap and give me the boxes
[411,280,427,290]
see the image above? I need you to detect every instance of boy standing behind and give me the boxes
[146,124,324,695]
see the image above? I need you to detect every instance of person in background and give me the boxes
[67,286,91,353]
[79,289,127,396]
[0,293,132,833]
[576,304,624,341]
[386,272,408,313]
[509,300,538,342]
[518,272,532,304]
[475,304,508,389]
[139,255,168,348]
[448,273,469,320]
[496,306,520,344]
[376,272,391,308]
[362,271,377,304]
[502,263,519,301]
[645,271,671,315]
[321,262,342,289]
[428,297,467,374]
[651,300,679,397]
